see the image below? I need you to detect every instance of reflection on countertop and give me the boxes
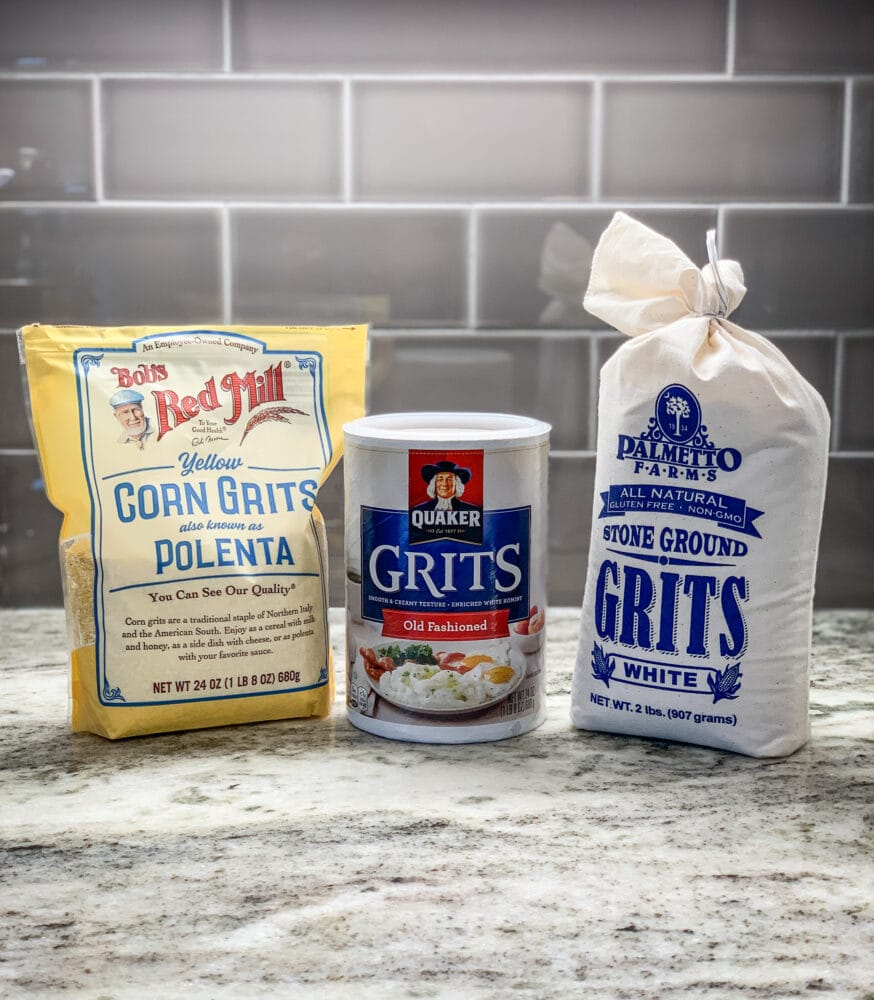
[1,608,872,998]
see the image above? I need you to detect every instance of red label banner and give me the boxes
[381,609,510,641]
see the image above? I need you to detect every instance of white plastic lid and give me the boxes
[343,411,551,449]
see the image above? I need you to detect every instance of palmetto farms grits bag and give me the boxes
[20,324,366,739]
[571,214,829,757]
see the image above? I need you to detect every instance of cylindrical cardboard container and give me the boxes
[343,412,550,743]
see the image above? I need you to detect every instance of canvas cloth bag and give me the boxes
[571,213,829,757]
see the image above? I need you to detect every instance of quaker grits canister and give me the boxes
[343,413,550,743]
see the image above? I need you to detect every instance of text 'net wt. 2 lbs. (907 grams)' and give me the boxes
[19,324,367,738]
[571,213,829,757]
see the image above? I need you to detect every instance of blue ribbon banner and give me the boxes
[599,484,763,538]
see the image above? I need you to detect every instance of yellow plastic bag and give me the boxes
[20,324,367,738]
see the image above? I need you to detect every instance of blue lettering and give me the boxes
[217,537,235,566]
[684,575,717,656]
[115,481,136,523]
[218,475,238,514]
[595,560,619,641]
[656,571,680,653]
[360,507,530,618]
[594,562,749,663]
[275,536,294,565]
[300,479,318,511]
[619,565,654,648]
[719,575,748,657]
[155,538,173,574]
[115,479,209,522]
[717,448,742,472]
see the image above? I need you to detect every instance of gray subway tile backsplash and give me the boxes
[0,332,34,450]
[0,451,63,606]
[594,332,626,375]
[104,81,342,201]
[0,0,224,72]
[353,82,591,201]
[768,335,837,417]
[0,82,93,200]
[839,335,874,452]
[722,209,874,330]
[1,1,873,609]
[0,208,222,328]
[850,81,874,205]
[368,332,590,451]
[735,0,874,74]
[477,209,718,328]
[817,456,874,607]
[313,458,345,608]
[231,209,467,326]
[548,454,596,607]
[232,0,728,73]
[601,82,843,202]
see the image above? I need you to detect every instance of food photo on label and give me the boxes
[343,412,550,744]
[357,640,525,714]
[19,324,367,739]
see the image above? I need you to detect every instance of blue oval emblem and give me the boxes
[655,384,701,443]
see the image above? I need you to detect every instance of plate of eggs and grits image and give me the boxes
[357,640,527,716]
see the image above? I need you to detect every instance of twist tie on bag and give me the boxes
[705,228,730,319]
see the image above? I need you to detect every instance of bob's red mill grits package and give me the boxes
[19,324,366,739]
[571,213,829,757]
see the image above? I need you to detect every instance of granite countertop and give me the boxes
[1,608,872,999]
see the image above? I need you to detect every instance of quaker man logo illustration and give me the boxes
[109,388,154,450]
[409,453,484,545]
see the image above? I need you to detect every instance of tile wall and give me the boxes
[0,0,872,607]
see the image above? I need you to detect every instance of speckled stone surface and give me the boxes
[1,608,872,999]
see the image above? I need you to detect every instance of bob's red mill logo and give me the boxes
[110,362,287,441]
[408,450,484,545]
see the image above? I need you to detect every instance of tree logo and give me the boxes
[655,384,701,443]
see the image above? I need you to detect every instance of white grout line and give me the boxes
[832,332,846,450]
[223,200,689,211]
[589,78,603,201]
[220,205,233,324]
[1,71,867,84]
[225,200,471,211]
[4,324,853,342]
[90,76,104,202]
[725,0,738,76]
[0,442,867,461]
[840,79,854,204]
[341,79,353,202]
[221,0,233,72]
[546,450,597,460]
[0,445,859,460]
[466,211,479,328]
[3,199,870,213]
[766,328,847,338]
[588,334,600,451]
[0,200,229,210]
[369,327,614,341]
